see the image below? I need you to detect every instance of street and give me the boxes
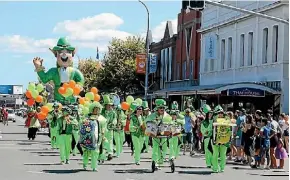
[0,116,288,180]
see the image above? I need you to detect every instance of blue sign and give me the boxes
[149,53,157,74]
[205,35,217,59]
[228,88,265,97]
[0,85,13,94]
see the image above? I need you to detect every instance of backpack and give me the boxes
[79,119,100,150]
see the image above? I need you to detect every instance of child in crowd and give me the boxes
[251,127,261,168]
[275,138,288,169]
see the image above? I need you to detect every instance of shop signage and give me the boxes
[227,88,265,97]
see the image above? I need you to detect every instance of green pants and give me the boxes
[104,130,114,155]
[131,134,144,163]
[204,137,213,167]
[50,127,58,149]
[72,130,79,155]
[114,130,124,157]
[144,136,149,152]
[169,136,181,159]
[83,148,99,170]
[58,134,72,162]
[212,144,227,172]
[152,138,167,165]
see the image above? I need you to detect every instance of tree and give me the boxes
[78,58,103,92]
[99,36,145,96]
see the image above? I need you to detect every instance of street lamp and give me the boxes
[138,0,150,100]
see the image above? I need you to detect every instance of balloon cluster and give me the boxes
[58,80,82,98]
[37,102,62,121]
[121,96,143,111]
[25,83,45,107]
[78,87,100,115]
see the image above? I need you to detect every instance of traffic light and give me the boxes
[182,0,205,10]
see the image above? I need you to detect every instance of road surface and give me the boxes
[0,116,288,180]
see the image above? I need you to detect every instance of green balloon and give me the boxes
[46,103,53,112]
[31,90,39,99]
[36,84,44,93]
[28,83,36,92]
[84,101,91,107]
[126,96,134,104]
[163,115,172,123]
[85,92,94,101]
[79,104,84,109]
[135,98,142,106]
[67,88,74,96]
[83,107,89,115]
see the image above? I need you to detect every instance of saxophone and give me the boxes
[115,110,123,131]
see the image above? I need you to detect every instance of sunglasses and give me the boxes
[158,107,165,110]
[137,108,142,111]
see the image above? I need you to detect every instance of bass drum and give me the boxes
[171,125,182,136]
[159,124,172,136]
[145,121,158,137]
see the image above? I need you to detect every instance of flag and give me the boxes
[96,47,99,60]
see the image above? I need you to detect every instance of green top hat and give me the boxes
[214,105,223,113]
[154,99,167,110]
[201,104,211,114]
[130,101,142,112]
[52,37,75,51]
[103,95,113,105]
[169,109,179,115]
[89,102,103,113]
[142,101,149,110]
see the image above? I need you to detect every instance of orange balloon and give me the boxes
[26,91,32,99]
[27,99,35,107]
[41,106,49,114]
[94,94,101,102]
[79,98,85,105]
[91,87,98,94]
[73,86,81,96]
[58,87,66,95]
[35,95,43,103]
[121,102,130,111]
[37,112,47,121]
[69,80,76,88]
[63,83,70,89]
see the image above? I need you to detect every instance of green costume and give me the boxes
[81,102,105,171]
[57,107,77,164]
[211,105,232,173]
[142,101,151,153]
[101,95,117,160]
[114,105,126,157]
[47,103,61,149]
[70,105,81,156]
[129,102,144,164]
[35,38,84,103]
[146,99,171,167]
[200,104,213,167]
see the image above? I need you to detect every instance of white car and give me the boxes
[7,109,16,122]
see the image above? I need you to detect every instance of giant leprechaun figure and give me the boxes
[33,37,85,103]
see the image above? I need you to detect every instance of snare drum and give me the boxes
[145,121,158,137]
[171,125,182,136]
[158,124,172,136]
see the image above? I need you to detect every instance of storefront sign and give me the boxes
[149,53,157,74]
[228,88,265,97]
[0,85,13,94]
[136,53,146,74]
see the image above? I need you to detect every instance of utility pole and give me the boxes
[138,0,150,100]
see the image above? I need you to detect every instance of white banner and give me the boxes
[13,85,23,95]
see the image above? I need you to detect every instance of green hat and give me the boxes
[169,109,179,115]
[171,101,178,110]
[202,104,211,114]
[130,101,142,112]
[214,105,223,113]
[103,95,113,105]
[154,99,167,110]
[89,102,103,113]
[52,37,75,51]
[142,101,149,110]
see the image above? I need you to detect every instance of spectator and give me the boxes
[234,108,246,162]
[183,108,195,156]
[279,113,289,153]
[260,118,271,170]
[227,111,237,160]
[275,138,288,169]
[243,115,256,165]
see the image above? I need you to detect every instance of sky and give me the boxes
[0,1,180,89]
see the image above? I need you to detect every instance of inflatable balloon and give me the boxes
[41,106,49,114]
[36,84,44,92]
[79,98,85,105]
[84,101,91,107]
[85,92,94,101]
[25,91,32,99]
[58,87,66,95]
[37,112,47,120]
[63,83,70,89]
[35,95,43,103]
[94,94,101,102]
[31,90,39,99]
[83,107,89,115]
[135,98,143,106]
[27,99,35,107]
[121,102,130,111]
[126,96,134,104]
[73,85,81,96]
[66,88,74,96]
[69,80,76,88]
[78,104,84,110]
[91,87,98,94]
[28,83,36,92]
[46,103,53,112]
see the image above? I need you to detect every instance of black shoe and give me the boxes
[107,154,113,161]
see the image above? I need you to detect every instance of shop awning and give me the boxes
[153,82,281,96]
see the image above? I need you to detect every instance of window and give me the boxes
[240,34,245,67]
[182,61,187,79]
[221,39,225,69]
[210,59,214,71]
[186,27,192,57]
[227,37,232,68]
[273,25,278,62]
[248,32,254,66]
[204,60,208,72]
[262,28,269,64]
[190,60,194,79]
[177,63,180,80]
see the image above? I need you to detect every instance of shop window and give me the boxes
[240,34,245,67]
[221,39,225,69]
[272,25,278,62]
[248,32,254,66]
[227,37,232,68]
[262,28,269,64]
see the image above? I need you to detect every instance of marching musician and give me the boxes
[142,101,151,153]
[114,105,126,158]
[47,102,61,149]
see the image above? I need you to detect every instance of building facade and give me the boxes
[198,1,289,114]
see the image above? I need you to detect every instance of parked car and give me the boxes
[7,109,16,122]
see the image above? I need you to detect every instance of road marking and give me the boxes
[0,143,15,146]
[27,171,45,174]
